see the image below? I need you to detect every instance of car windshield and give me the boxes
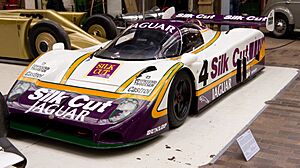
[94,27,182,60]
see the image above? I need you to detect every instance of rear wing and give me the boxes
[175,10,274,31]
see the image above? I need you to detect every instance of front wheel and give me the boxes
[168,71,193,128]
[28,20,71,58]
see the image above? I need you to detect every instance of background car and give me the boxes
[263,0,300,38]
[0,9,116,60]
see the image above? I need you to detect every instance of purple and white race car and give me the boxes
[6,11,274,148]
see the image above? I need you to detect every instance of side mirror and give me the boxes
[266,10,274,32]
[52,43,65,50]
[162,7,175,19]
[181,53,197,65]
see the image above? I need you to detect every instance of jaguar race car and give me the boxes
[5,11,274,148]
[0,9,116,60]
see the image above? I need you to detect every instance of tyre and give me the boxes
[168,71,193,128]
[0,93,9,137]
[82,14,117,40]
[272,13,292,38]
[29,20,71,58]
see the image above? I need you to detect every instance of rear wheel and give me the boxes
[29,20,71,58]
[0,93,9,137]
[82,14,117,40]
[168,71,193,128]
[273,13,292,38]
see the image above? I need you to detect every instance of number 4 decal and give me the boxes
[198,60,208,86]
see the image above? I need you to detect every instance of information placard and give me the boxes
[236,129,260,161]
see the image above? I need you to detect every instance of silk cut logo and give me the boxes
[88,62,120,78]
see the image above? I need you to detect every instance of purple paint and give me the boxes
[176,13,267,27]
[7,83,168,144]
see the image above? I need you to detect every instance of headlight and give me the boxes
[7,82,31,102]
[109,99,139,123]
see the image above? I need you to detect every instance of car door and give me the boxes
[287,0,300,29]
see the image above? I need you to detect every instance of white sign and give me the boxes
[236,129,260,161]
[0,149,24,168]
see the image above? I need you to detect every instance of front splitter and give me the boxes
[10,120,155,149]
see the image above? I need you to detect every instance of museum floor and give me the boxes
[203,36,300,168]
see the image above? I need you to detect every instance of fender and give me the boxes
[263,5,294,25]
[18,50,92,83]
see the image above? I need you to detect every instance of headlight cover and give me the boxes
[7,82,31,102]
[108,99,139,123]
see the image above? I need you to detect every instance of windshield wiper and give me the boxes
[90,47,103,60]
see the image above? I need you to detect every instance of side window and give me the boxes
[181,27,204,53]
[160,35,181,58]
[164,41,180,57]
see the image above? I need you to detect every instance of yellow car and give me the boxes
[0,9,117,60]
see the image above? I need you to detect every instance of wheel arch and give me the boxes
[180,67,198,113]
[265,6,294,25]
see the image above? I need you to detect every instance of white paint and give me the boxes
[63,0,75,11]
[25,0,36,9]
[107,0,122,17]
[4,66,298,167]
[0,150,24,168]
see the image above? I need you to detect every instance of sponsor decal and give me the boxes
[24,63,50,79]
[24,71,44,79]
[31,64,50,72]
[176,13,267,22]
[127,87,152,95]
[197,38,264,87]
[126,78,158,96]
[134,79,157,87]
[25,88,115,122]
[211,53,229,79]
[212,78,232,100]
[88,62,120,78]
[199,95,209,104]
[130,22,176,34]
[146,123,167,136]
[233,38,263,67]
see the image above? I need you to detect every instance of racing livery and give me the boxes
[6,12,272,148]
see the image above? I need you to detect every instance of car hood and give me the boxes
[62,57,180,95]
[18,49,182,97]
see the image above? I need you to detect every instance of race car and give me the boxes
[0,9,117,60]
[5,11,274,148]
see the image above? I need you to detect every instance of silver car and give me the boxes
[263,0,300,37]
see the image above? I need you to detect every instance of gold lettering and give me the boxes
[103,64,108,69]
[102,70,110,75]
[108,65,115,70]
[93,69,101,75]
[97,63,105,69]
